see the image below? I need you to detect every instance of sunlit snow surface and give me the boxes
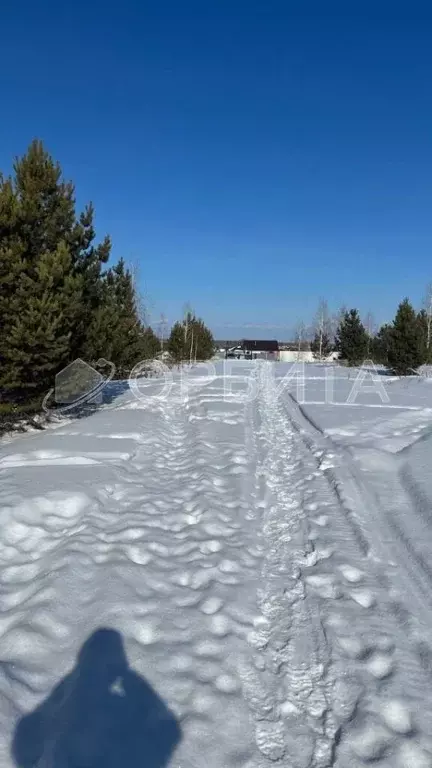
[1,362,432,767]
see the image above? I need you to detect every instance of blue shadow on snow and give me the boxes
[12,627,181,767]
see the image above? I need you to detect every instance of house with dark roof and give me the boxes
[225,339,279,360]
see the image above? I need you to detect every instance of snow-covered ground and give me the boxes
[1,362,432,767]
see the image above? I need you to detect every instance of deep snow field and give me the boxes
[1,361,432,767]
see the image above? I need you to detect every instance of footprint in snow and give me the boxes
[367,652,394,679]
[305,573,341,599]
[349,588,376,608]
[338,564,364,583]
[380,699,413,735]
[199,597,224,615]
[311,515,329,527]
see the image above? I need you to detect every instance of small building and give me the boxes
[226,339,279,360]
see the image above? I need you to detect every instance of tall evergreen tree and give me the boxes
[168,321,187,363]
[387,299,426,375]
[335,309,368,366]
[417,309,431,364]
[107,259,156,372]
[1,243,82,393]
[0,140,134,398]
[370,324,393,365]
[168,313,214,363]
[83,259,160,373]
[0,140,113,396]
[141,326,161,361]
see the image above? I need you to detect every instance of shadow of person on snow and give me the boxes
[12,627,181,768]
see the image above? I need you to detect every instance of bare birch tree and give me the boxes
[182,302,194,345]
[312,299,332,360]
[363,311,376,356]
[293,321,307,359]
[129,261,151,326]
[158,313,168,353]
[423,282,432,352]
[331,305,347,344]
[363,311,376,337]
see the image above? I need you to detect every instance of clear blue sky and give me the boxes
[1,0,432,338]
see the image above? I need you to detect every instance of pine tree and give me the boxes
[191,316,215,360]
[3,245,82,392]
[141,327,161,361]
[83,259,159,374]
[417,309,431,364]
[335,309,368,366]
[69,205,111,361]
[168,313,214,363]
[370,324,393,365]
[387,299,426,375]
[0,140,111,397]
[167,321,186,363]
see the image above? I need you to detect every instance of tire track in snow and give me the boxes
[287,389,432,632]
[275,368,432,768]
[286,387,432,653]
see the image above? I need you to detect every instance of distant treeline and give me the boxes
[300,299,432,374]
